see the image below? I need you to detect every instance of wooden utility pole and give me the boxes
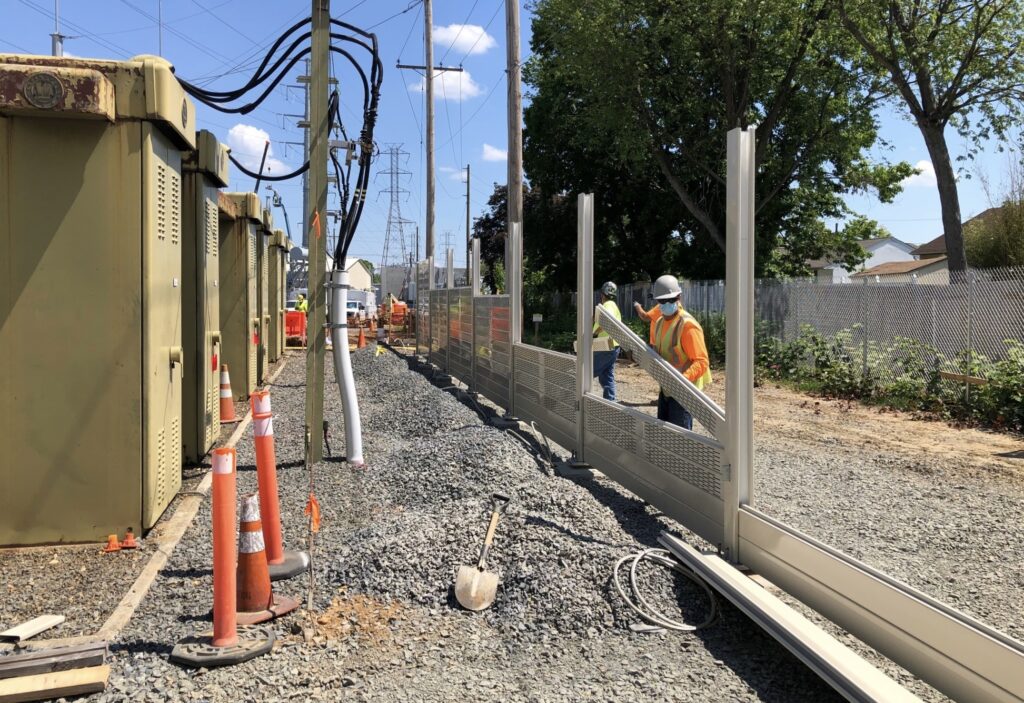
[465,163,471,278]
[506,0,523,248]
[424,0,435,264]
[304,0,330,463]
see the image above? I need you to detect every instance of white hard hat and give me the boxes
[653,274,681,300]
[601,281,617,297]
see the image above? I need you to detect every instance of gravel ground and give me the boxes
[0,353,284,645]
[85,349,845,702]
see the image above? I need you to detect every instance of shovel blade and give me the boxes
[455,565,498,611]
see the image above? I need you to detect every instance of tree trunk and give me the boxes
[920,123,967,273]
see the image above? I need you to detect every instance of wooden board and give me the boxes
[0,665,109,702]
[0,617,64,644]
[939,370,988,385]
[0,642,106,680]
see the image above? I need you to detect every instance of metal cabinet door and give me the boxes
[142,124,183,528]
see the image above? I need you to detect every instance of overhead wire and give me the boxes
[16,0,133,58]
[438,0,481,65]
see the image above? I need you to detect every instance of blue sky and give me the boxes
[1,0,1014,268]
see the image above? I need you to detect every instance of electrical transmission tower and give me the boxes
[376,144,415,300]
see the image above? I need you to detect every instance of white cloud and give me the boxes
[433,24,497,56]
[226,123,290,176]
[409,69,483,101]
[482,143,507,162]
[439,165,467,182]
[902,159,937,187]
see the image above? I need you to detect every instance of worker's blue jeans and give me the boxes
[657,391,693,431]
[593,347,620,401]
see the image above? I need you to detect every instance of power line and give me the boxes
[437,70,505,150]
[366,1,423,31]
[461,0,502,63]
[116,0,233,62]
[397,3,421,61]
[438,0,480,65]
[17,0,133,57]
[0,37,33,53]
[187,0,259,45]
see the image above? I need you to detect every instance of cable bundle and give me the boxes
[176,16,383,259]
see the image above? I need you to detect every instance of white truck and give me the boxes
[346,289,377,322]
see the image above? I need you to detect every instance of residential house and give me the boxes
[910,207,1003,260]
[851,257,949,285]
[343,258,373,292]
[808,237,918,283]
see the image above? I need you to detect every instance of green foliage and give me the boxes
[755,325,1024,432]
[525,0,913,281]
[966,157,1024,268]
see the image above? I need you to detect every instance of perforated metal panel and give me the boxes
[596,306,725,439]
[429,289,449,372]
[473,295,511,409]
[513,343,578,451]
[449,288,474,383]
[583,394,726,545]
[416,260,431,356]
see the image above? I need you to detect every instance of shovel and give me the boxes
[455,493,511,611]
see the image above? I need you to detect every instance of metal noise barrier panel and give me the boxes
[583,394,727,545]
[448,288,474,383]
[416,261,431,356]
[473,295,512,409]
[513,343,578,452]
[429,289,449,373]
[597,307,726,440]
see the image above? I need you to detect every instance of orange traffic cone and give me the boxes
[103,534,121,553]
[235,493,299,625]
[357,327,367,349]
[219,364,238,424]
[121,528,138,549]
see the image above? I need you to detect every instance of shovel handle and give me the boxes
[477,496,510,569]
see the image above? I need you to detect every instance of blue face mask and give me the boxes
[659,301,678,317]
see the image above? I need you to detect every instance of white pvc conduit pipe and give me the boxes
[329,269,364,466]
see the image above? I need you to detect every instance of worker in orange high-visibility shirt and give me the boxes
[633,274,711,430]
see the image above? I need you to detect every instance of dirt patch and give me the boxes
[314,590,404,646]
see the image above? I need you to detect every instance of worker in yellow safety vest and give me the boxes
[296,293,309,313]
[633,274,711,430]
[592,281,621,400]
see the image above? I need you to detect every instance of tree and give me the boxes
[966,155,1024,267]
[525,0,913,279]
[836,0,1024,274]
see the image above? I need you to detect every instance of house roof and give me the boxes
[344,258,370,274]
[805,236,913,269]
[910,207,1004,256]
[910,234,946,257]
[851,256,947,278]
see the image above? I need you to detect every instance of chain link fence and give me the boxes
[538,266,1024,383]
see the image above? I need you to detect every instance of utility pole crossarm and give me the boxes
[396,63,465,72]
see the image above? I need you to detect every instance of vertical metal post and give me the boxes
[50,0,63,57]
[471,238,481,296]
[576,194,594,462]
[301,59,310,248]
[507,221,522,416]
[861,278,869,379]
[723,127,755,562]
[303,0,329,463]
[465,164,471,276]
[446,248,454,375]
[965,270,975,404]
[471,237,480,390]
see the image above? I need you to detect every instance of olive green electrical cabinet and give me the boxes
[268,230,288,363]
[256,208,273,383]
[0,55,196,545]
[182,130,229,464]
[218,192,260,401]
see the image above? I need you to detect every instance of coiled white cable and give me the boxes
[613,548,718,632]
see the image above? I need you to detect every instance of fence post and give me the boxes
[724,126,755,562]
[965,270,975,404]
[861,277,869,380]
[576,194,594,464]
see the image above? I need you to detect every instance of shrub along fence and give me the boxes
[528,266,1024,431]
